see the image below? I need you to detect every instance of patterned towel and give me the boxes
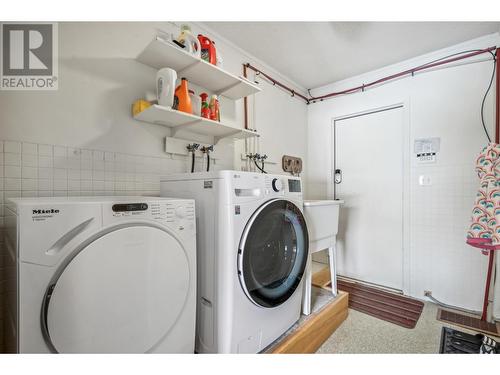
[466,142,500,253]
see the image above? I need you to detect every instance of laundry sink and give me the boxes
[302,199,344,315]
[303,199,344,251]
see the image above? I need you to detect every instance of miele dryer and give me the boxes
[4,196,196,353]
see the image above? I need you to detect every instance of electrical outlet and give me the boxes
[282,155,303,174]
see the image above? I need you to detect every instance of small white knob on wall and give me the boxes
[418,175,432,186]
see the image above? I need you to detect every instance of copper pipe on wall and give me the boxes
[244,63,310,104]
[243,64,249,130]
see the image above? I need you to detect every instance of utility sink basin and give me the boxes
[303,199,344,252]
[302,199,344,316]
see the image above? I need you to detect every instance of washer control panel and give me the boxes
[263,175,302,198]
[229,172,302,202]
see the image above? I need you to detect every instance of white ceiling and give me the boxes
[204,22,500,89]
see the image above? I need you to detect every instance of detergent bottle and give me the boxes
[176,25,200,58]
[174,78,192,114]
[197,34,217,65]
[198,34,211,63]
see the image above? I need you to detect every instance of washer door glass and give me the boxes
[238,199,308,308]
[43,225,190,353]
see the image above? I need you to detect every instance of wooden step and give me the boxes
[267,291,349,353]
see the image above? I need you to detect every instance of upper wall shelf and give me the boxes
[137,36,262,100]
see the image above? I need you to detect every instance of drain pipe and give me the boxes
[424,291,481,316]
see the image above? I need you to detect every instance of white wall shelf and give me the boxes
[137,36,261,100]
[134,104,260,144]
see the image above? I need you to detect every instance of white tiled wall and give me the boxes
[408,163,489,310]
[0,138,222,352]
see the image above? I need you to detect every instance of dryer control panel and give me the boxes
[103,199,195,235]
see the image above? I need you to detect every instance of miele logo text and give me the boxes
[32,208,60,214]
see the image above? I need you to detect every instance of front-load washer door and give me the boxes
[42,225,190,353]
[238,199,309,308]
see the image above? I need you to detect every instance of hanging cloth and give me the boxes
[466,142,500,253]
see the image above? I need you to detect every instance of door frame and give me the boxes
[328,101,411,295]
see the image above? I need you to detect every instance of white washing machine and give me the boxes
[4,196,196,353]
[161,171,308,353]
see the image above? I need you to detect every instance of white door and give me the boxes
[334,106,404,290]
[43,225,190,353]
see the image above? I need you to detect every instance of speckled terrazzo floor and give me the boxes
[316,301,445,353]
[312,263,477,354]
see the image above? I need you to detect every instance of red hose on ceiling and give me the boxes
[308,47,498,102]
[244,46,497,105]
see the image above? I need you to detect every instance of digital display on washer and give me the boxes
[112,203,148,212]
[288,179,301,192]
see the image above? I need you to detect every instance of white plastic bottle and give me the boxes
[156,68,177,108]
[177,24,201,58]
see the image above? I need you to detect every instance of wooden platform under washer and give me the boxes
[266,290,349,353]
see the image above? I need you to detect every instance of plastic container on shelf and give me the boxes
[209,95,220,122]
[212,41,219,67]
[200,93,210,119]
[174,78,192,114]
[197,34,216,65]
[190,90,201,117]
[176,24,200,58]
[156,67,177,108]
[209,40,217,65]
